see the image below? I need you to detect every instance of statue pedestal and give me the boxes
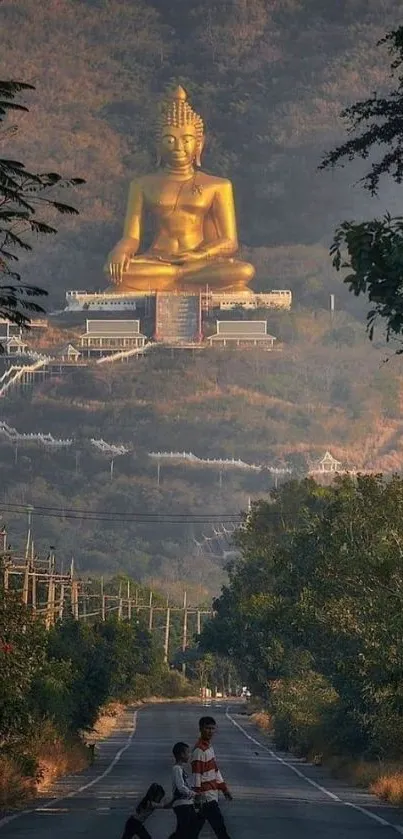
[64,288,292,314]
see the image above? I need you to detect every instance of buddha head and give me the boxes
[156,86,204,169]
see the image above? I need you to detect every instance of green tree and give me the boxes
[201,476,403,757]
[45,618,111,731]
[0,587,46,746]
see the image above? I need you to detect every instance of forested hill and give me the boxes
[1,0,402,308]
[2,309,403,601]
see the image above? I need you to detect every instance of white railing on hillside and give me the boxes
[149,451,262,471]
[0,359,49,398]
[0,421,73,448]
[148,451,293,474]
[24,350,53,362]
[0,420,130,455]
[95,344,152,364]
[90,439,130,457]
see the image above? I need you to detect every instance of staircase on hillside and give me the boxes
[154,293,202,344]
[0,359,50,398]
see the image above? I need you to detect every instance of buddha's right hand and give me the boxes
[104,246,132,285]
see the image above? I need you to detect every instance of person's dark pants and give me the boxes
[169,804,202,839]
[197,800,231,839]
[120,815,152,839]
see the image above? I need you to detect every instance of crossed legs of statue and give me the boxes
[180,258,254,293]
[109,255,255,294]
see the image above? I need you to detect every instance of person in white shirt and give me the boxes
[169,741,201,839]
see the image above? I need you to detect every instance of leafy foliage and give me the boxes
[201,475,403,758]
[0,588,45,746]
[320,27,403,194]
[330,215,403,341]
[0,581,185,752]
[322,26,403,341]
[0,80,84,326]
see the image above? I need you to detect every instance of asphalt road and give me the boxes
[1,702,403,838]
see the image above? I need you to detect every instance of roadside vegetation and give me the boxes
[201,474,403,805]
[0,584,194,811]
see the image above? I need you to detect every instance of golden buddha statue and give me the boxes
[104,86,255,293]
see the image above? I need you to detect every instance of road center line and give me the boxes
[226,708,403,834]
[0,709,138,831]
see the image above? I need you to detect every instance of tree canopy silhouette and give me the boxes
[321,27,403,342]
[0,80,84,328]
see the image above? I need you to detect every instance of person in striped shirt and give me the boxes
[191,715,233,839]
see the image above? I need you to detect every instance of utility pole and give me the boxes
[118,581,123,620]
[3,563,8,590]
[1,527,8,590]
[46,568,55,630]
[182,591,188,675]
[31,566,37,610]
[22,557,30,606]
[48,546,55,575]
[59,581,65,621]
[25,506,33,560]
[101,576,106,621]
[127,580,131,620]
[148,591,153,630]
[164,601,171,664]
[71,579,79,620]
[82,583,87,621]
[330,293,335,323]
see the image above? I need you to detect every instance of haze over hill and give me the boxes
[2,0,403,598]
[1,308,403,599]
[1,0,402,308]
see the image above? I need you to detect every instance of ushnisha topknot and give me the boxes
[156,85,204,141]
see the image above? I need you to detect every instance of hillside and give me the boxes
[1,0,403,311]
[3,0,403,597]
[1,309,402,599]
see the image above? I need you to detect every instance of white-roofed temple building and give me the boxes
[206,320,277,349]
[79,320,147,358]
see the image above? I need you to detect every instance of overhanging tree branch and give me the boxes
[0,79,84,328]
[320,27,403,194]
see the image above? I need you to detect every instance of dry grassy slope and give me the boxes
[1,314,402,590]
[7,315,403,471]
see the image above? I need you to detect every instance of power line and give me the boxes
[0,501,241,519]
[0,501,243,525]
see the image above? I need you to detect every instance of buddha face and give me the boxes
[159,124,203,168]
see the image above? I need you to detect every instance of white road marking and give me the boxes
[0,710,138,831]
[226,709,403,833]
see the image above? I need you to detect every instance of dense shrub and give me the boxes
[202,475,403,761]
[0,583,192,805]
